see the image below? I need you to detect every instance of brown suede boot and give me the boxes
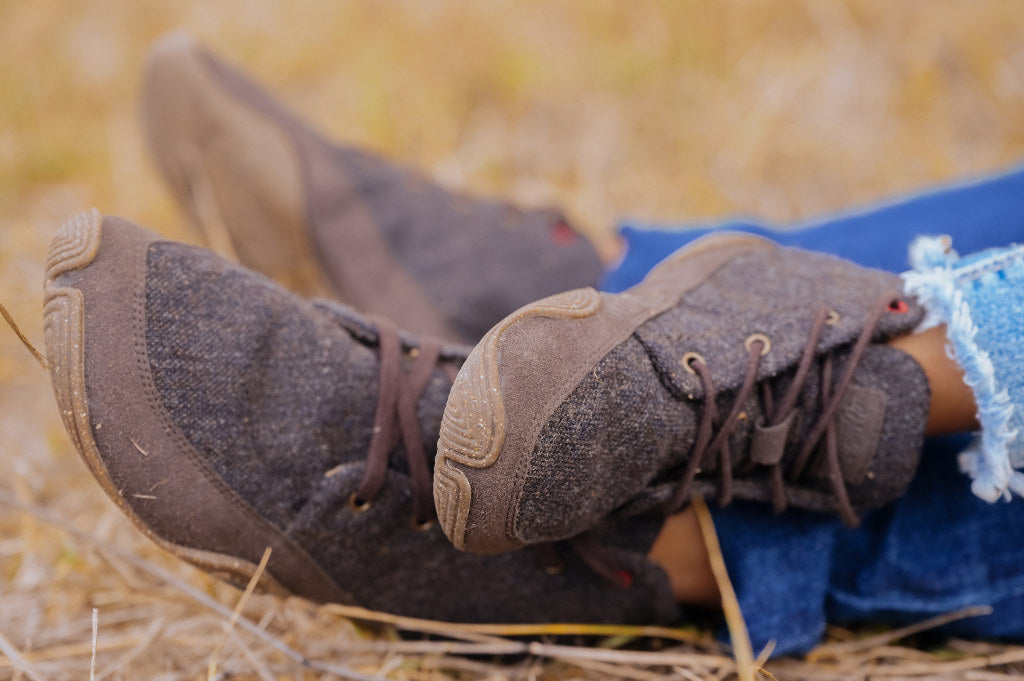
[141,33,604,345]
[435,234,931,553]
[44,210,674,623]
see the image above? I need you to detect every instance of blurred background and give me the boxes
[4,2,1024,678]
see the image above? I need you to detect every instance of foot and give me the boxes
[141,33,604,345]
[435,234,931,553]
[44,210,674,623]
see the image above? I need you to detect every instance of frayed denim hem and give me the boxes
[902,236,1024,502]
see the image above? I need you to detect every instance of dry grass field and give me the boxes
[4,2,1024,679]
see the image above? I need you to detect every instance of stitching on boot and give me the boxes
[435,287,601,547]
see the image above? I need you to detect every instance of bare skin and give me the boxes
[648,324,979,605]
[889,325,979,435]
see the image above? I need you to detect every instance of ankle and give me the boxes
[648,509,720,607]
[888,325,979,436]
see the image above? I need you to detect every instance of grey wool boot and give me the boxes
[141,33,604,346]
[44,210,676,623]
[435,233,931,553]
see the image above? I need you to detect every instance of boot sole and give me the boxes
[43,210,295,596]
[435,232,773,551]
[435,287,602,550]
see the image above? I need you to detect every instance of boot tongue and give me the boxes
[632,248,924,401]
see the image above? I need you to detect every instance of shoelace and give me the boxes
[340,296,895,587]
[343,317,635,586]
[664,294,897,528]
[345,318,444,528]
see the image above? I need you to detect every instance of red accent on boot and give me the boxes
[550,220,578,245]
[614,569,634,589]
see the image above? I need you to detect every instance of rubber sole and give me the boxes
[434,287,602,549]
[43,209,291,596]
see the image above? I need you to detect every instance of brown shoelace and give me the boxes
[665,294,896,527]
[348,318,443,528]
[345,318,636,587]
[346,318,636,587]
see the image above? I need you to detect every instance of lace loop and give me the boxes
[399,337,442,524]
[665,336,765,511]
[352,318,445,525]
[665,295,894,526]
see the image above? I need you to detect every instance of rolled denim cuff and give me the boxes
[902,238,1024,502]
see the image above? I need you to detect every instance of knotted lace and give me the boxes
[343,317,636,587]
[346,318,444,527]
[665,294,896,527]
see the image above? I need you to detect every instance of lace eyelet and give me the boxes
[888,299,909,314]
[411,517,434,532]
[681,351,706,374]
[825,309,841,325]
[744,333,771,356]
[348,493,372,512]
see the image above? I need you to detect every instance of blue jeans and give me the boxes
[601,164,1024,656]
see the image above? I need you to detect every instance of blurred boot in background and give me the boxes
[142,32,604,345]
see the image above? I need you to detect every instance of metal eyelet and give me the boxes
[681,351,706,375]
[348,493,371,512]
[543,562,566,575]
[411,517,435,532]
[825,309,841,325]
[744,333,771,356]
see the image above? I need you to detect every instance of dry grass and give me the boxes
[4,1,1024,679]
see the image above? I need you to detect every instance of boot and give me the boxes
[142,33,604,345]
[435,234,931,553]
[44,210,674,623]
